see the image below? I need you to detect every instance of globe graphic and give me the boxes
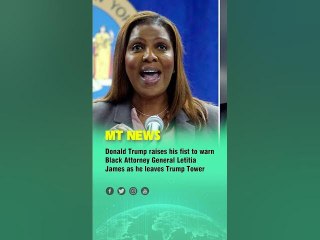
[96,204,226,240]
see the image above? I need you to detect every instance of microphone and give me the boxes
[144,115,164,131]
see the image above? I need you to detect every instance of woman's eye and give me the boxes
[132,44,143,51]
[157,44,167,51]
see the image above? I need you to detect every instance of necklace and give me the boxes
[132,105,168,118]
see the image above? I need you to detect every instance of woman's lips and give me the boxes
[140,71,161,85]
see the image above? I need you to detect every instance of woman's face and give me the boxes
[125,23,175,100]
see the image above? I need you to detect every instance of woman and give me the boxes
[93,11,218,139]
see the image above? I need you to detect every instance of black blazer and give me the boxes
[93,101,219,140]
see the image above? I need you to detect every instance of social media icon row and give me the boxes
[106,187,149,195]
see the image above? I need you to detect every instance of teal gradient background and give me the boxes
[0,1,92,240]
[93,128,227,239]
[1,0,320,240]
[228,0,320,239]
